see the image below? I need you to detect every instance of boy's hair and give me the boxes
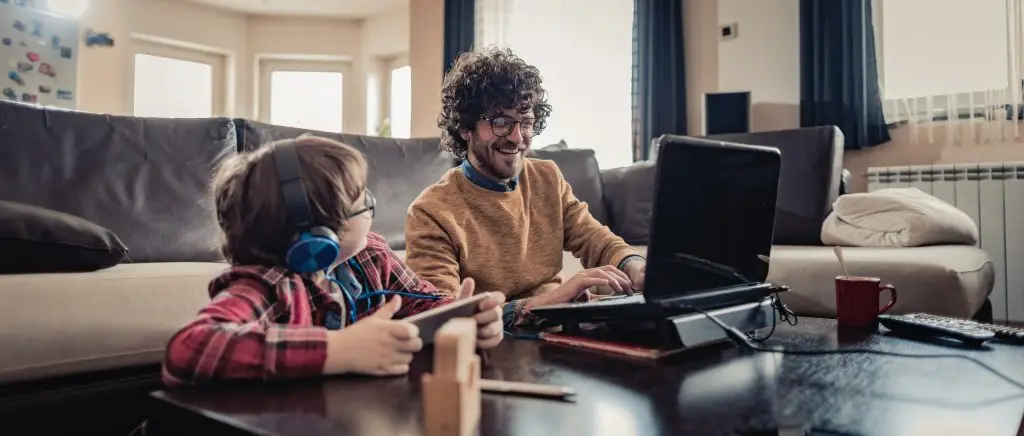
[437,46,551,160]
[212,135,368,266]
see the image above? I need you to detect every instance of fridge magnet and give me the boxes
[18,40,26,46]
[0,0,9,4]
[59,46,71,58]
[51,35,59,49]
[56,89,71,100]
[16,61,32,72]
[13,20,25,32]
[2,88,15,100]
[26,51,38,62]
[30,20,41,37]
[2,38,9,46]
[8,71,23,85]
[85,29,114,47]
[38,84,50,93]
[21,92,35,103]
[38,62,52,77]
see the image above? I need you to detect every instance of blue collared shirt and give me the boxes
[460,160,518,192]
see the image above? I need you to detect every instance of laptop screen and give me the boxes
[644,136,781,303]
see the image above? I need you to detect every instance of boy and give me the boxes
[162,135,505,387]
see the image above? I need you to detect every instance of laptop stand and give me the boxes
[555,299,776,351]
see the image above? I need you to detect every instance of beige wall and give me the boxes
[682,0,1024,192]
[76,0,407,135]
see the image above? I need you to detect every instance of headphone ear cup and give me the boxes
[285,227,341,273]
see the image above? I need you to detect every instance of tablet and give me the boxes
[404,292,492,344]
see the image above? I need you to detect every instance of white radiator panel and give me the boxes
[866,162,1024,322]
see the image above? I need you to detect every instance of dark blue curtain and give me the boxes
[443,0,475,76]
[632,0,687,161]
[800,0,890,149]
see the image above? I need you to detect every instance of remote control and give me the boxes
[902,313,1024,344]
[878,314,995,346]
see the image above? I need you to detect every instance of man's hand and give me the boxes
[456,278,505,349]
[526,266,631,309]
[622,259,646,293]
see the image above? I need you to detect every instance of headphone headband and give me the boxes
[272,142,316,232]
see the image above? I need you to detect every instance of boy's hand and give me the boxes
[323,296,423,376]
[525,266,630,309]
[456,278,505,349]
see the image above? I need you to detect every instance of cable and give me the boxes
[684,299,1024,392]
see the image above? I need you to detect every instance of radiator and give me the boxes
[866,163,1024,322]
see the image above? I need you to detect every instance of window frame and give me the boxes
[258,59,354,133]
[126,38,227,117]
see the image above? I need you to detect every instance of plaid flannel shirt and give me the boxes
[161,232,452,387]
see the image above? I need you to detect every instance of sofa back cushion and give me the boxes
[708,126,843,245]
[235,120,456,249]
[0,100,236,262]
[599,162,655,245]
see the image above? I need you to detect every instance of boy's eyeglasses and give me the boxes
[347,189,376,219]
[482,116,537,138]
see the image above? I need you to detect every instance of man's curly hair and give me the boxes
[437,47,552,159]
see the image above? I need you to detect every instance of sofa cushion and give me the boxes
[0,262,226,384]
[234,120,456,250]
[708,126,844,245]
[0,101,236,262]
[528,141,608,225]
[765,245,992,319]
[0,200,127,273]
[599,161,656,245]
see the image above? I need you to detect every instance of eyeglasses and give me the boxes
[346,189,376,219]
[482,116,537,138]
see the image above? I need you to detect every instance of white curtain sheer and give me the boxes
[474,0,636,169]
[876,0,1024,145]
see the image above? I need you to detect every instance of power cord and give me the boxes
[683,295,1024,392]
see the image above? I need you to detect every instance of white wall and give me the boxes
[717,0,800,105]
[682,0,800,134]
[76,0,409,134]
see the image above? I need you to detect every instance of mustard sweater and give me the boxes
[405,158,639,304]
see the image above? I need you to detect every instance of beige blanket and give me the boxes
[821,187,978,247]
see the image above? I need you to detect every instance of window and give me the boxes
[389,65,412,139]
[259,60,350,133]
[475,0,634,169]
[133,54,213,118]
[269,71,344,133]
[877,0,1013,123]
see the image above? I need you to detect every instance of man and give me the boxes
[405,47,646,328]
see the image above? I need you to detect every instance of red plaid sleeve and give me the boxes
[161,277,328,387]
[355,233,454,319]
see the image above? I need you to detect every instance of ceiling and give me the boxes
[182,0,408,18]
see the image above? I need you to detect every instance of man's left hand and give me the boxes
[622,260,646,293]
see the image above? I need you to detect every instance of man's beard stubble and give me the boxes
[469,137,525,182]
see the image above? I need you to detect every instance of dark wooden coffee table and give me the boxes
[147,318,1024,436]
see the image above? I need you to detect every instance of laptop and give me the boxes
[530,135,782,323]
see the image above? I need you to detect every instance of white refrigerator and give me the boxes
[0,0,79,109]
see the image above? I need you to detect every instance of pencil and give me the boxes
[479,379,577,402]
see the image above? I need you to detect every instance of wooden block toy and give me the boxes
[422,318,481,436]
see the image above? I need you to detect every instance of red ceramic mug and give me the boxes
[835,276,898,328]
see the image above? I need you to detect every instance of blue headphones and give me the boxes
[272,142,342,274]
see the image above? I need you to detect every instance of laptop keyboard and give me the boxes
[535,294,646,310]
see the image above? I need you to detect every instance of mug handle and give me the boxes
[878,283,898,314]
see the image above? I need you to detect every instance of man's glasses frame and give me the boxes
[481,116,538,139]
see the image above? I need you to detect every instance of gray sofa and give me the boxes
[0,100,992,433]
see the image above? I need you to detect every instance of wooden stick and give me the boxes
[479,379,576,401]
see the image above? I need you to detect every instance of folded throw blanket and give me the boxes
[821,187,978,247]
